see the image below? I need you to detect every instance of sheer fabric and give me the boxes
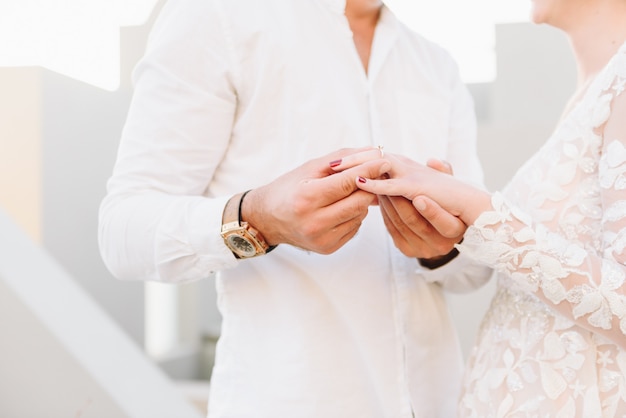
[457,42,626,416]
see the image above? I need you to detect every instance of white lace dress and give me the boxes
[457,42,626,417]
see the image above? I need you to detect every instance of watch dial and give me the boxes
[228,234,256,257]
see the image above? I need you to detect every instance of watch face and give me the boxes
[227,234,257,257]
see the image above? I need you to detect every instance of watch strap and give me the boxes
[418,247,459,270]
[221,190,277,258]
[222,192,245,227]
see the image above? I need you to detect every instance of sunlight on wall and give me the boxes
[0,0,159,91]
[0,69,42,242]
[386,0,531,83]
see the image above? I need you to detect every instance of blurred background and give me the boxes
[0,0,576,416]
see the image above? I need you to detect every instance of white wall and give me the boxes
[0,24,151,346]
[0,208,202,418]
[0,0,220,379]
[0,67,42,242]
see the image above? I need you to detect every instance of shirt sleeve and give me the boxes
[98,0,240,283]
[457,65,626,348]
[418,252,495,294]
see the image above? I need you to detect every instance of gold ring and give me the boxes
[377,145,384,158]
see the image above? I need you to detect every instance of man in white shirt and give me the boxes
[98,0,492,416]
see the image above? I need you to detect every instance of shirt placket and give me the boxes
[357,10,417,418]
[390,251,418,417]
[325,4,415,416]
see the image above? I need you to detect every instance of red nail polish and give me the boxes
[329,159,342,168]
[357,176,367,183]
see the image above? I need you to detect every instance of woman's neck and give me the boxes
[565,2,626,86]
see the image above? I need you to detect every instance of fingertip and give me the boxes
[371,159,391,180]
[381,160,392,175]
[427,158,453,175]
[413,197,427,212]
[329,159,342,169]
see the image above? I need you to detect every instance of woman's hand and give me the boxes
[330,148,491,227]
[329,148,482,262]
[364,153,491,226]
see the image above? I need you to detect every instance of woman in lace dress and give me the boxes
[335,0,626,416]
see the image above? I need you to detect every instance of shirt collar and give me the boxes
[318,1,398,26]
[318,0,346,14]
[367,5,399,81]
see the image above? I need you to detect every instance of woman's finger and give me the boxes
[355,176,416,200]
[329,147,386,171]
[426,158,453,175]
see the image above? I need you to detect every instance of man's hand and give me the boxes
[329,149,467,263]
[378,194,465,259]
[378,159,465,260]
[242,148,391,254]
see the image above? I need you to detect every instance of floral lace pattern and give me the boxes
[457,43,626,417]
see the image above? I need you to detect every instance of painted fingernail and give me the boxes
[329,159,342,168]
[357,176,367,183]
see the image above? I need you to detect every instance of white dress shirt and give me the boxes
[99,0,492,417]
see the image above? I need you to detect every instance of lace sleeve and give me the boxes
[458,59,626,349]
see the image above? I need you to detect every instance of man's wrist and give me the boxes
[241,190,278,253]
[221,190,277,258]
[418,247,460,270]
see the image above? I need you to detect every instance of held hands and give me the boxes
[377,175,465,260]
[329,149,471,260]
[339,149,491,227]
[239,146,489,257]
[241,148,391,254]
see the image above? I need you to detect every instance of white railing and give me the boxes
[0,207,203,418]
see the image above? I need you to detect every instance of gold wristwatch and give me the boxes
[220,191,275,259]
